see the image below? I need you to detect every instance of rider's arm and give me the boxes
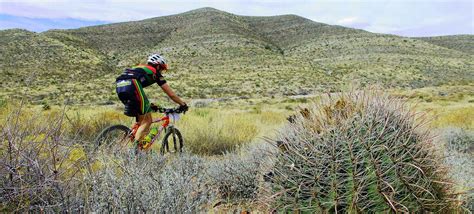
[160,83,186,106]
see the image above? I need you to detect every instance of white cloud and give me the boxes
[365,24,405,34]
[337,16,361,25]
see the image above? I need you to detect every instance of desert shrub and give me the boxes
[440,128,474,211]
[0,108,88,212]
[442,148,474,212]
[192,100,211,108]
[207,143,272,202]
[81,153,213,213]
[442,127,474,154]
[0,107,214,212]
[42,102,51,110]
[268,91,459,213]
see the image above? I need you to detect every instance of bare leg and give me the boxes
[135,113,152,141]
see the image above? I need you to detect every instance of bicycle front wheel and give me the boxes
[161,127,183,154]
[94,124,132,152]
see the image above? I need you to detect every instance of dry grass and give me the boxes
[429,106,474,129]
[177,108,286,155]
[391,85,474,130]
[0,101,288,156]
[178,109,258,155]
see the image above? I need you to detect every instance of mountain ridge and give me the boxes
[0,7,472,105]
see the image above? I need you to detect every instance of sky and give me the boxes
[0,0,472,37]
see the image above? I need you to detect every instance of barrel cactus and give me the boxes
[269,91,458,213]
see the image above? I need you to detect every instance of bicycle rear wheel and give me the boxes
[94,124,132,152]
[161,127,183,154]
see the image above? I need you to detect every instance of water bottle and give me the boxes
[142,127,158,149]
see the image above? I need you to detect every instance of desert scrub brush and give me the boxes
[207,143,275,203]
[82,153,212,213]
[269,90,460,213]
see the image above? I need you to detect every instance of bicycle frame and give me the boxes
[130,112,180,151]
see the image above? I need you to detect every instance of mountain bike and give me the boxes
[94,106,184,154]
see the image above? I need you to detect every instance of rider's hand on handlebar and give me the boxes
[177,103,189,114]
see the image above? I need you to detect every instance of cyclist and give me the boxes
[115,53,188,148]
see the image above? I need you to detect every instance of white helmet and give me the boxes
[147,53,168,70]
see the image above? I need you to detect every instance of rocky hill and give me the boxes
[1,7,472,105]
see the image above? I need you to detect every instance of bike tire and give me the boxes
[161,127,184,154]
[94,124,132,151]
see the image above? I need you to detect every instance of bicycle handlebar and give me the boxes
[150,102,186,114]
[155,107,183,114]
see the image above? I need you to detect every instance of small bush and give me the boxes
[42,103,51,110]
[440,128,474,211]
[81,153,212,213]
[442,127,474,153]
[207,144,272,202]
[0,108,87,212]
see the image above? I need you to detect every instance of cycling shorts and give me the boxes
[116,79,151,117]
